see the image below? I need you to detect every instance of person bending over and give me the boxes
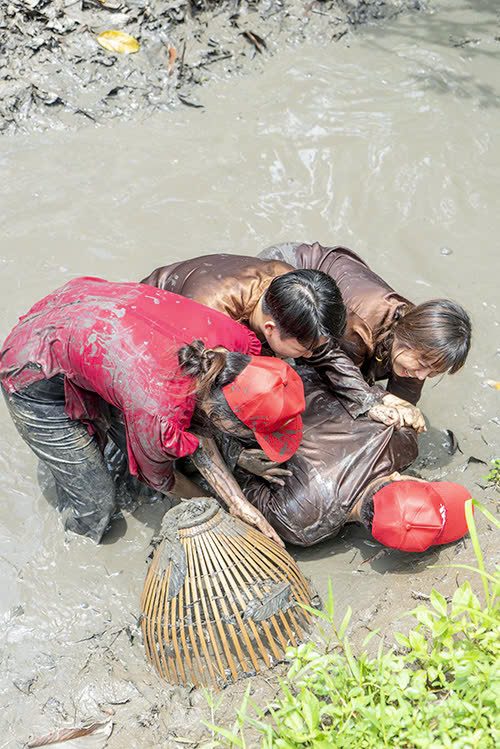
[259,242,471,406]
[0,277,305,545]
[211,367,469,550]
[142,254,422,430]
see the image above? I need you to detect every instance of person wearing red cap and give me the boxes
[0,277,305,545]
[349,475,471,552]
[214,367,470,550]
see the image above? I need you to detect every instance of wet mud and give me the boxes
[1,0,422,134]
[1,0,500,746]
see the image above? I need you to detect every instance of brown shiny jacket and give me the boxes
[142,254,382,418]
[259,242,423,404]
[232,367,419,547]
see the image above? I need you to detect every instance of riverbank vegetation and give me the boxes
[203,498,500,748]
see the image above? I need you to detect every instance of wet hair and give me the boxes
[262,269,347,349]
[360,480,393,532]
[178,340,251,436]
[374,299,471,375]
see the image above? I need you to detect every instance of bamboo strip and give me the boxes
[196,531,239,683]
[201,529,251,673]
[185,534,218,689]
[179,551,203,687]
[191,533,226,683]
[210,531,282,663]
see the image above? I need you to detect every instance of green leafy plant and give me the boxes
[483,458,500,492]
[202,499,500,748]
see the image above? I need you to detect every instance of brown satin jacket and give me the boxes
[234,367,419,547]
[259,242,423,404]
[142,254,382,418]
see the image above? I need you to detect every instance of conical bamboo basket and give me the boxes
[140,498,315,690]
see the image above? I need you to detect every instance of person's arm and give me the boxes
[305,342,384,418]
[386,372,424,405]
[190,435,285,547]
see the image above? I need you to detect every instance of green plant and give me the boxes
[202,499,500,748]
[483,458,500,492]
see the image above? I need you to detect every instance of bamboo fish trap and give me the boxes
[140,498,315,690]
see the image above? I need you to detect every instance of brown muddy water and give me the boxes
[1,1,500,746]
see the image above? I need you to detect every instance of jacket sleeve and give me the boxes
[304,343,384,418]
[386,372,424,405]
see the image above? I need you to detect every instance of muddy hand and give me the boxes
[237,448,292,486]
[368,404,403,429]
[229,498,285,547]
[382,394,427,434]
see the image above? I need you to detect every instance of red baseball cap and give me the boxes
[222,356,305,463]
[372,480,472,552]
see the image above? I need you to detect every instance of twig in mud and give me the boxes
[411,590,451,603]
[74,628,111,643]
[194,52,233,68]
[179,41,187,79]
[359,548,388,566]
[451,38,480,48]
[240,31,267,54]
[331,30,348,42]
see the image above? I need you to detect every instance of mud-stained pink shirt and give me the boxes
[0,277,261,491]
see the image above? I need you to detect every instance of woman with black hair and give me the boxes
[259,242,472,406]
[0,277,305,545]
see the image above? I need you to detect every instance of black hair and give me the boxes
[177,340,251,436]
[262,269,347,349]
[360,480,393,532]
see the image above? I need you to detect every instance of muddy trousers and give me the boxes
[2,375,128,543]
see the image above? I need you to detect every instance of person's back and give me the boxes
[1,276,261,489]
[235,367,419,546]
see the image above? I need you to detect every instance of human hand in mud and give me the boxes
[368,403,404,429]
[229,495,285,548]
[237,448,292,486]
[191,436,285,547]
[382,394,427,433]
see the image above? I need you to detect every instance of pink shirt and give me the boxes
[0,277,261,490]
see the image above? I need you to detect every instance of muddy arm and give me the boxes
[190,435,285,547]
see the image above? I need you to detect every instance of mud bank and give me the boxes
[1,0,424,133]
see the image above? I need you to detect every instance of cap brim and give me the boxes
[428,482,471,545]
[254,414,303,463]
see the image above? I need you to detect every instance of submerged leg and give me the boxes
[2,376,116,543]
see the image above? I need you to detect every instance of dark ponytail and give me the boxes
[178,340,251,433]
[178,340,229,401]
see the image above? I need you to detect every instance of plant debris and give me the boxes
[0,0,425,134]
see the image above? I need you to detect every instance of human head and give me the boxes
[391,299,471,380]
[261,269,346,359]
[360,473,471,552]
[178,340,305,462]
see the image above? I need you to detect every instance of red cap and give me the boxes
[222,356,305,463]
[372,480,472,552]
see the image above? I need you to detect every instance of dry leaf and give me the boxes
[27,720,113,748]
[240,31,267,54]
[97,31,140,55]
[167,44,178,74]
[486,379,500,390]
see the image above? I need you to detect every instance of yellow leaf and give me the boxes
[97,31,140,55]
[486,380,500,390]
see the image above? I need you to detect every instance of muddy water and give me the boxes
[1,1,500,746]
